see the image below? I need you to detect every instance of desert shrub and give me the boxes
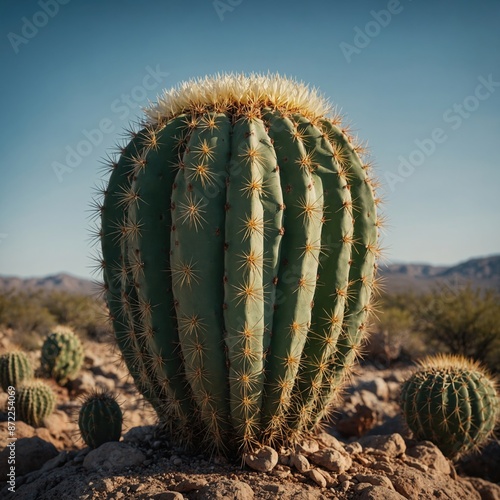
[0,291,111,348]
[367,292,430,364]
[416,284,500,372]
[0,292,56,339]
[39,292,110,340]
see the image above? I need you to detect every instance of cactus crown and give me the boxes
[16,379,56,427]
[401,354,499,459]
[78,390,123,449]
[97,72,380,456]
[145,73,332,124]
[41,326,84,384]
[0,350,34,392]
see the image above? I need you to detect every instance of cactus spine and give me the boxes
[78,391,123,448]
[401,355,499,458]
[96,73,380,455]
[16,380,56,426]
[0,351,34,391]
[41,327,84,384]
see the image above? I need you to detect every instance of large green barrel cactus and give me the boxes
[0,351,34,391]
[78,391,123,448]
[41,327,84,384]
[95,73,380,454]
[401,355,499,459]
[16,380,56,427]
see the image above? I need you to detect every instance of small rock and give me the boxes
[175,478,208,492]
[466,476,500,500]
[355,485,406,500]
[193,479,254,499]
[271,464,291,479]
[122,425,155,444]
[39,450,69,473]
[386,381,401,400]
[310,448,352,473]
[152,492,184,500]
[345,442,363,454]
[83,442,146,471]
[402,456,428,473]
[359,378,390,401]
[355,474,395,490]
[308,468,327,487]
[0,436,58,478]
[262,484,283,494]
[295,438,319,454]
[370,462,394,474]
[0,421,35,447]
[290,453,310,473]
[336,404,378,437]
[67,371,95,395]
[316,468,336,487]
[406,441,450,475]
[316,431,345,451]
[244,446,278,472]
[359,389,382,408]
[358,434,406,457]
[338,480,352,493]
[173,458,182,466]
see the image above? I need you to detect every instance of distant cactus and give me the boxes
[78,391,123,448]
[16,380,56,426]
[0,351,34,391]
[41,327,84,384]
[95,73,381,455]
[401,355,499,458]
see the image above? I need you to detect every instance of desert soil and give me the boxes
[0,329,499,500]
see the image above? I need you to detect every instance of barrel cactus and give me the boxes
[16,380,56,426]
[94,73,380,455]
[401,355,499,459]
[41,327,84,384]
[78,391,123,448]
[0,350,34,391]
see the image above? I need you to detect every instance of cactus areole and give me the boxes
[97,73,380,455]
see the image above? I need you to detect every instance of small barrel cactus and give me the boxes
[0,350,34,391]
[41,327,84,384]
[401,355,499,458]
[78,391,123,448]
[16,380,56,426]
[95,73,381,455]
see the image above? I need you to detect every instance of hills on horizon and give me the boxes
[1,254,499,296]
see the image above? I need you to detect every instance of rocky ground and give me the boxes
[0,329,499,500]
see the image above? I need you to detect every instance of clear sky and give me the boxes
[1,0,499,279]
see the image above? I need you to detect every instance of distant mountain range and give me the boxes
[1,254,499,296]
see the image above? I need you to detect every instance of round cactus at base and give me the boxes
[401,355,499,459]
[78,391,123,448]
[16,380,56,427]
[41,327,84,384]
[95,73,381,456]
[0,351,34,391]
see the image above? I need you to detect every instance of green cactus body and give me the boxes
[0,351,34,391]
[98,74,379,455]
[16,380,56,426]
[401,355,499,459]
[41,327,84,384]
[78,391,123,448]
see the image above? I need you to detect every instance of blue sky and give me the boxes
[0,0,499,278]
